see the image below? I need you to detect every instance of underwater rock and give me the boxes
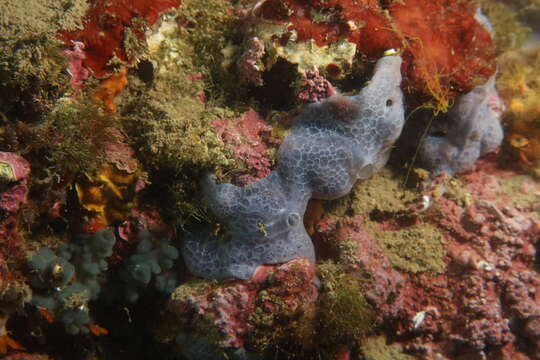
[395,163,540,357]
[212,110,280,186]
[174,335,252,360]
[455,274,514,349]
[0,152,30,214]
[60,0,181,77]
[0,152,30,184]
[0,184,28,214]
[2,0,538,358]
[0,0,88,112]
[61,40,89,90]
[307,154,540,359]
[103,128,140,175]
[315,216,406,321]
[420,74,504,177]
[297,67,337,103]
[0,217,26,267]
[503,270,540,357]
[236,36,265,87]
[240,0,495,108]
[182,54,404,280]
[159,258,317,359]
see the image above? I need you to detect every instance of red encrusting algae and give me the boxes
[255,0,495,106]
[60,0,181,78]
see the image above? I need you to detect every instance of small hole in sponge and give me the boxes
[431,130,447,138]
[287,213,300,227]
[386,99,393,107]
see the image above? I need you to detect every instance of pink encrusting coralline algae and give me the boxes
[236,37,265,86]
[61,41,89,89]
[0,152,30,213]
[212,109,280,186]
[297,67,337,103]
[165,258,318,351]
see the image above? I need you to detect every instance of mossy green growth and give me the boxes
[246,261,319,355]
[176,0,242,92]
[140,0,244,165]
[247,262,376,357]
[497,175,540,218]
[480,0,531,53]
[322,167,445,274]
[350,169,417,215]
[320,165,446,273]
[156,280,222,346]
[366,222,446,274]
[126,2,246,225]
[0,0,86,42]
[359,335,415,360]
[327,168,416,218]
[169,279,217,302]
[443,178,472,208]
[126,81,235,225]
[0,0,88,112]
[335,236,361,268]
[317,262,375,348]
[32,96,111,181]
[130,83,232,174]
[508,0,540,9]
[247,291,316,353]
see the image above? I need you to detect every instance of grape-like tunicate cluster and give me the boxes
[29,229,116,335]
[117,230,179,303]
[183,54,405,280]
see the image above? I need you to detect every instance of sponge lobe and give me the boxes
[183,55,405,280]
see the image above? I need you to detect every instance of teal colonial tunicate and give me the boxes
[118,230,180,303]
[28,228,116,335]
[182,54,405,280]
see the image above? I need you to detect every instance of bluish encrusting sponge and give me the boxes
[184,171,314,280]
[183,54,405,280]
[118,230,179,303]
[419,11,503,177]
[420,74,503,176]
[28,228,116,335]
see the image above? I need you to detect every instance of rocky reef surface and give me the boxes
[0,0,539,359]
